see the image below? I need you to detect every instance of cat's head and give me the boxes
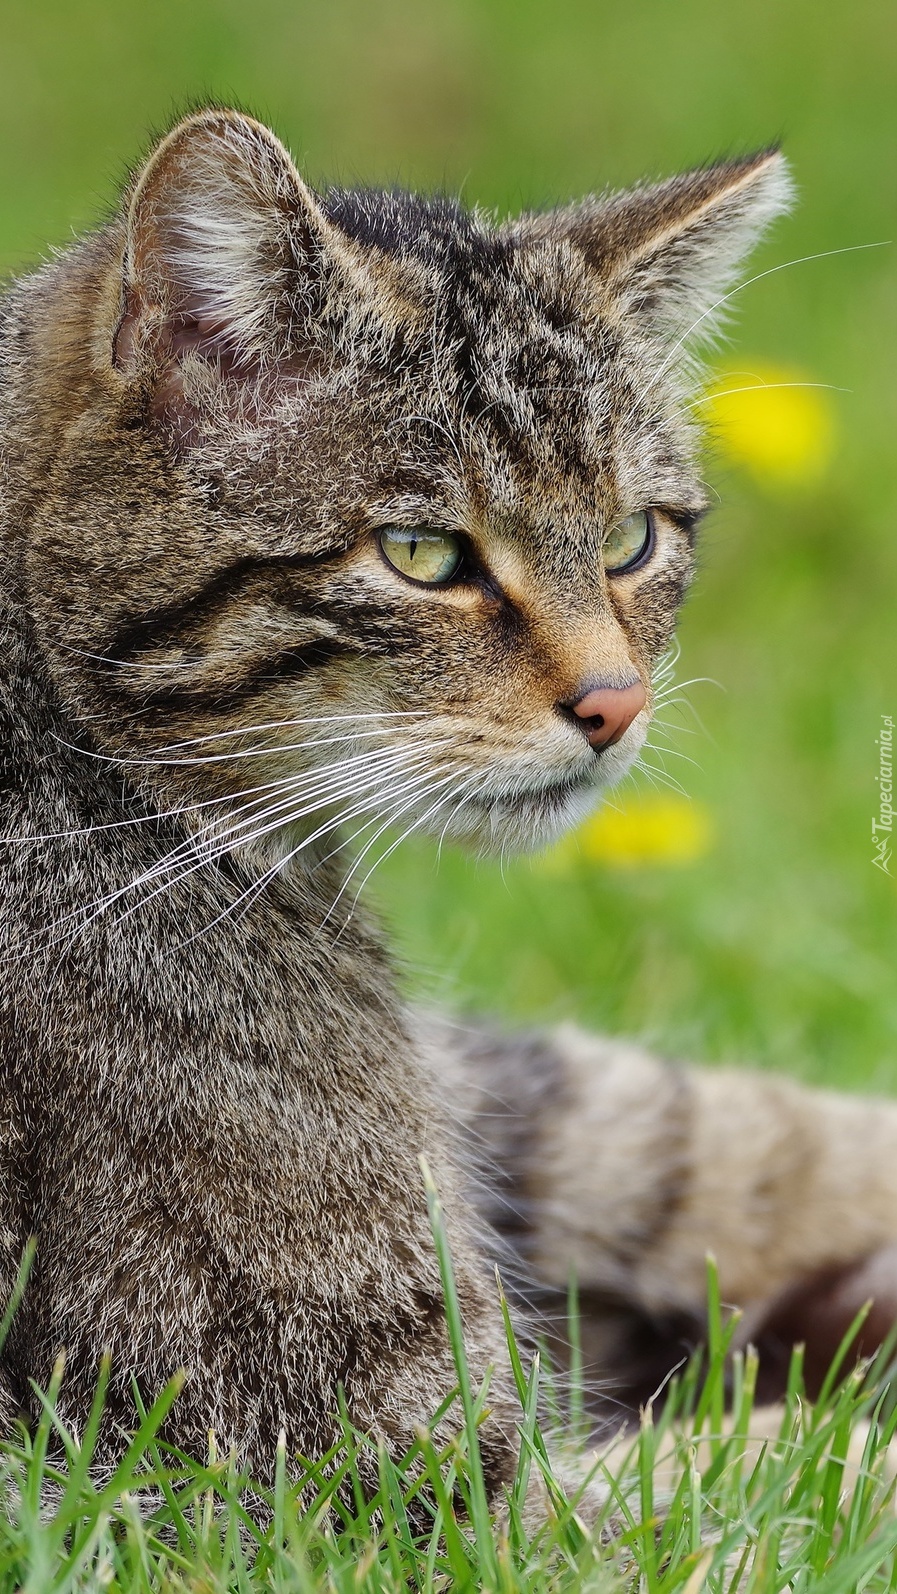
[19,110,791,857]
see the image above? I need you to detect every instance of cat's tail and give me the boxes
[429,1017,897,1418]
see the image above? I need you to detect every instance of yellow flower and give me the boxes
[537,794,714,872]
[701,361,836,487]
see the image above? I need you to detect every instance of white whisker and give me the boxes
[435,770,485,862]
[113,749,454,943]
[147,710,428,755]
[33,743,440,949]
[642,740,702,771]
[323,766,471,929]
[194,760,465,946]
[692,379,848,408]
[633,758,690,798]
[1,749,413,848]
[623,240,888,428]
[51,717,426,772]
[654,676,722,700]
[648,717,701,740]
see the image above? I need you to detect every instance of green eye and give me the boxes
[603,510,654,574]
[379,525,464,586]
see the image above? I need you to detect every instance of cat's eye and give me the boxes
[603,510,654,574]
[378,525,464,586]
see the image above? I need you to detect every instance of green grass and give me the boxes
[1,0,896,1583]
[3,1217,897,1593]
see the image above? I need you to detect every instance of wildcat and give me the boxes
[1,107,896,1501]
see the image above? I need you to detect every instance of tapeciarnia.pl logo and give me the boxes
[872,714,894,875]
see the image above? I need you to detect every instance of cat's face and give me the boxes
[25,112,790,860]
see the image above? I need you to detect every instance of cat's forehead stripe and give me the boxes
[308,183,706,519]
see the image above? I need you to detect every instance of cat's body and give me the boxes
[0,568,512,1480]
[1,109,895,1494]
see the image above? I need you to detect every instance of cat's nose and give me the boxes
[563,679,647,750]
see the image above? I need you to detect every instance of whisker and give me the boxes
[691,379,848,408]
[648,717,701,740]
[651,637,682,685]
[435,770,484,862]
[199,761,464,945]
[653,713,709,751]
[53,643,220,673]
[628,761,672,800]
[654,675,722,699]
[51,718,427,771]
[31,744,438,950]
[632,757,690,798]
[146,710,428,755]
[333,785,467,930]
[117,748,453,938]
[323,767,470,929]
[0,750,410,848]
[32,736,434,853]
[131,743,437,887]
[642,740,702,771]
[622,241,888,428]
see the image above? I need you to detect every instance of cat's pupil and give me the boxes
[379,525,463,585]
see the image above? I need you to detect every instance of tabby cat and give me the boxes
[1,108,896,1502]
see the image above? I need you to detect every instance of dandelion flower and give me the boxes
[701,361,836,487]
[538,794,714,873]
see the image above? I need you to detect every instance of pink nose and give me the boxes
[570,680,647,749]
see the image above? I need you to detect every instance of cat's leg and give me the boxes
[435,1019,897,1413]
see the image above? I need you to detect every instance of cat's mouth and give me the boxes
[470,773,592,812]
[423,717,649,853]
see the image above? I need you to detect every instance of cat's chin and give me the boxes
[435,770,611,856]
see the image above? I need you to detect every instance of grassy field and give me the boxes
[1,0,896,1586]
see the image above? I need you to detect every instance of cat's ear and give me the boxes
[113,108,415,387]
[510,152,793,347]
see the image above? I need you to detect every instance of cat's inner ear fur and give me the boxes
[116,111,325,379]
[113,109,422,437]
[509,152,794,350]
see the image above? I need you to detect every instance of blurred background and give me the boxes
[2,0,895,1087]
